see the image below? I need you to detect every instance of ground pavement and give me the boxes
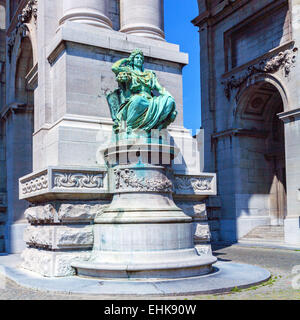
[0,245,299,300]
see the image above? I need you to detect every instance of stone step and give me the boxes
[242,225,284,241]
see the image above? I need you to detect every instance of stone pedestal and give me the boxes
[18,21,217,276]
[59,0,112,29]
[119,0,165,40]
[72,134,217,279]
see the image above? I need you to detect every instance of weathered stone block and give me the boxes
[195,244,212,255]
[24,225,94,249]
[24,204,57,223]
[24,203,109,224]
[58,203,108,223]
[194,222,211,241]
[21,248,91,277]
[176,201,207,220]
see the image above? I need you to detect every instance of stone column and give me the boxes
[119,0,165,40]
[59,0,112,29]
[279,0,300,246]
[279,110,300,245]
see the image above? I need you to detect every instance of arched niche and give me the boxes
[234,76,287,225]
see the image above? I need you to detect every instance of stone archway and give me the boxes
[236,80,286,227]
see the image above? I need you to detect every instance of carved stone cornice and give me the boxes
[222,47,298,99]
[19,167,108,202]
[7,0,38,61]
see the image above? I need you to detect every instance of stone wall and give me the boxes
[33,21,187,173]
[229,4,290,69]
[0,0,5,252]
[193,0,300,244]
[22,201,109,277]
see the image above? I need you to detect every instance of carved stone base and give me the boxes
[72,139,217,279]
[21,248,91,277]
[20,202,109,276]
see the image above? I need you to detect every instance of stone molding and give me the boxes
[211,128,269,140]
[19,167,108,201]
[222,47,298,99]
[20,168,216,201]
[278,107,300,123]
[46,22,188,67]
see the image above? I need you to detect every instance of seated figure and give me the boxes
[107,49,177,134]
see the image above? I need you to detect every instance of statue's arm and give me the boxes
[112,58,130,74]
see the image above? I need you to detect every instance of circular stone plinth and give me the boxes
[1,259,271,296]
[72,250,217,280]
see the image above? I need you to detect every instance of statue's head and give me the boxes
[129,49,144,71]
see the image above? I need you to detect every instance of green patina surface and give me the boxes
[107,49,177,134]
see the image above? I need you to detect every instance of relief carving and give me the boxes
[21,174,48,195]
[175,176,212,193]
[222,48,298,99]
[114,168,173,192]
[8,0,38,61]
[53,173,104,189]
